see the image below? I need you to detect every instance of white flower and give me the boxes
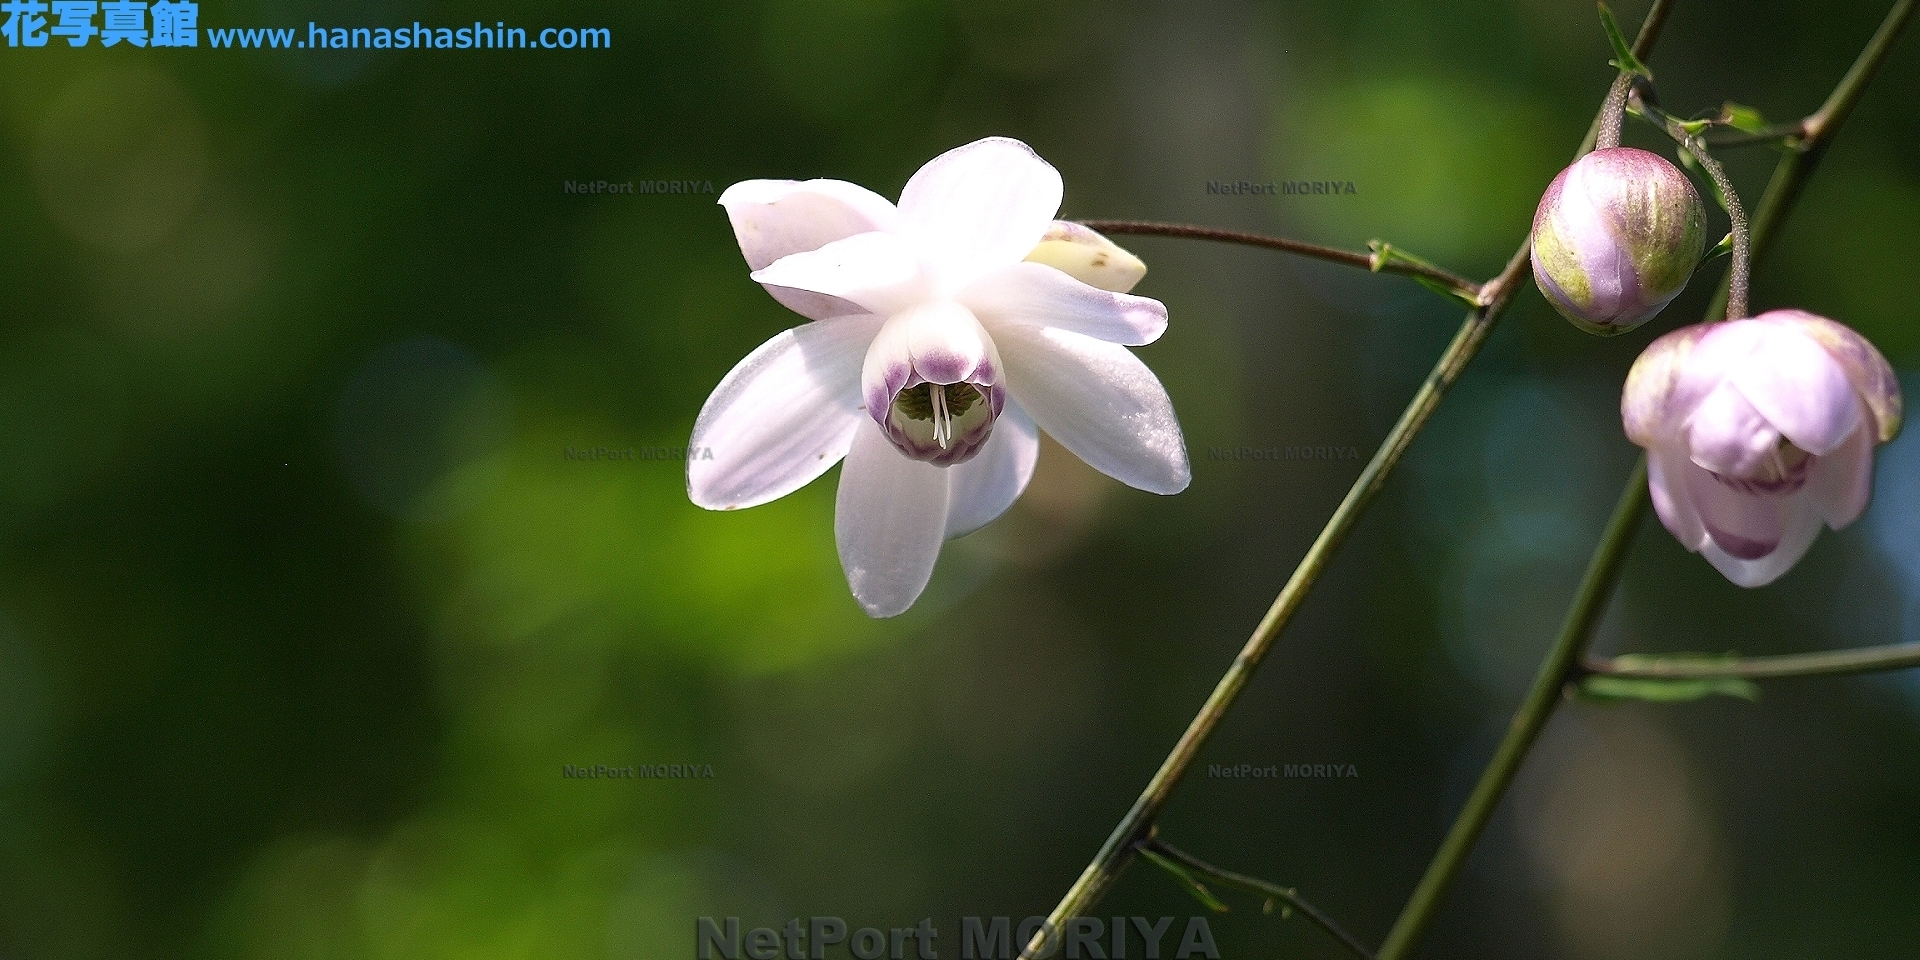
[1623,310,1903,586]
[688,137,1190,617]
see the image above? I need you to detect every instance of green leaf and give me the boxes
[1598,3,1652,79]
[1699,231,1734,264]
[1139,849,1230,913]
[1719,101,1769,134]
[1368,240,1480,307]
[1579,654,1760,703]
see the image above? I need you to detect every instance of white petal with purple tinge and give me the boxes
[752,231,930,319]
[689,313,884,510]
[897,137,1063,296]
[944,401,1039,539]
[994,324,1190,495]
[962,261,1168,346]
[835,419,953,618]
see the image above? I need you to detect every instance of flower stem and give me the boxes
[1374,460,1650,960]
[1375,4,1917,956]
[1584,642,1920,681]
[1018,7,1680,957]
[1597,72,1635,149]
[1071,220,1484,304]
[1141,837,1377,960]
[1629,91,1753,318]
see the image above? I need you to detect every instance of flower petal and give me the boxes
[835,418,952,618]
[1765,309,1904,443]
[1809,420,1875,528]
[752,231,931,318]
[689,314,883,510]
[1685,464,1792,563]
[1684,381,1781,478]
[944,401,1039,539]
[1727,316,1863,457]
[896,137,1063,295]
[720,178,902,320]
[1645,442,1710,552]
[961,261,1168,346]
[1699,503,1824,588]
[1622,323,1712,447]
[1023,220,1148,294]
[994,324,1190,494]
[861,313,916,425]
[903,299,994,385]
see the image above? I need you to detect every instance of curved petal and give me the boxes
[752,232,930,318]
[961,261,1168,346]
[835,419,952,618]
[1808,422,1875,529]
[944,401,1039,539]
[1728,317,1862,457]
[1622,323,1712,447]
[861,313,916,426]
[689,314,883,510]
[1764,309,1903,443]
[1684,381,1780,478]
[1685,464,1792,563]
[1645,442,1709,552]
[721,178,902,320]
[1701,502,1824,588]
[1023,221,1148,294]
[903,299,994,385]
[994,324,1190,495]
[896,137,1063,295]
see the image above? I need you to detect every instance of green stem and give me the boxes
[1586,642,1920,681]
[1071,220,1484,304]
[1375,460,1650,960]
[1597,72,1635,149]
[1018,6,1681,958]
[1632,93,1754,318]
[1378,3,1917,956]
[1143,838,1377,960]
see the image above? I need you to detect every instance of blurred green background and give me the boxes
[1,0,1919,957]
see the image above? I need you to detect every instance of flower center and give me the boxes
[1711,436,1815,495]
[891,383,982,450]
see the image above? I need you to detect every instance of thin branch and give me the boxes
[1585,642,1920,681]
[1377,3,1918,957]
[1071,219,1484,303]
[1017,5,1680,958]
[1597,71,1636,149]
[1142,838,1377,960]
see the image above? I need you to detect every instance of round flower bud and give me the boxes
[1531,147,1706,335]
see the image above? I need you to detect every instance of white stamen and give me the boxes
[931,385,950,449]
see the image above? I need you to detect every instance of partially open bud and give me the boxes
[1622,310,1902,587]
[1023,221,1147,293]
[1531,147,1705,335]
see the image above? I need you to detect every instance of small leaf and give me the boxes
[1598,3,1652,79]
[1369,240,1479,307]
[1689,233,1734,278]
[1580,674,1758,702]
[1719,101,1769,134]
[1139,849,1230,913]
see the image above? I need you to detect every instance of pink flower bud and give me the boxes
[1622,310,1903,586]
[1532,147,1706,335]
